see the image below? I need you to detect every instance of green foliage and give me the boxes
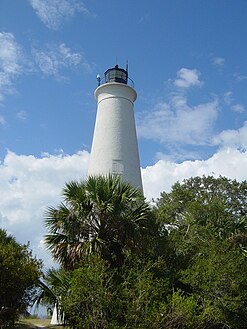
[0,229,42,328]
[164,290,198,328]
[156,176,247,328]
[179,237,247,328]
[116,261,170,328]
[62,256,170,329]
[34,268,71,312]
[45,174,152,269]
[41,175,247,329]
[157,175,247,239]
[63,255,114,329]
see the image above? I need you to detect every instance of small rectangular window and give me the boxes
[112,160,124,174]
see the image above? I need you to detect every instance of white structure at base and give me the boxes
[50,302,64,325]
[88,65,143,192]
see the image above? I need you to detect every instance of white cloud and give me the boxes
[0,32,91,104]
[155,148,202,163]
[223,92,244,113]
[1,148,247,267]
[212,56,225,68]
[1,144,247,267]
[231,104,245,113]
[0,32,23,102]
[32,43,90,78]
[16,110,27,120]
[174,68,201,88]
[142,148,247,200]
[224,91,233,105]
[0,33,91,106]
[29,0,90,30]
[58,43,81,66]
[138,95,218,146]
[234,74,247,82]
[213,121,247,150]
[0,150,89,267]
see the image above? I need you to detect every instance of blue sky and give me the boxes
[1,0,247,266]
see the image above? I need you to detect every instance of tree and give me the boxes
[44,175,151,269]
[180,236,247,328]
[0,229,42,327]
[41,175,162,328]
[62,256,170,329]
[156,176,247,242]
[63,255,115,329]
[155,176,247,328]
[41,175,247,328]
[34,268,70,310]
[33,268,71,325]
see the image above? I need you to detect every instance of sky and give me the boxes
[1,0,247,267]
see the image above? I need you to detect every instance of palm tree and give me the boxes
[44,175,151,269]
[33,268,70,324]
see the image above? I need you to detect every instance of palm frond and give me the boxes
[44,174,151,268]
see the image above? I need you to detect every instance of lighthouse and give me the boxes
[88,64,143,192]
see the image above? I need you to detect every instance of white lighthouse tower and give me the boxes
[88,64,143,192]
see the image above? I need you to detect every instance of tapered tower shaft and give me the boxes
[88,65,143,192]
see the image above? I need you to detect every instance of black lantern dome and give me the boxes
[104,65,128,84]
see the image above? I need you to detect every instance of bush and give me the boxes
[0,229,42,327]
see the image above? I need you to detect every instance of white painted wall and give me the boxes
[88,82,143,192]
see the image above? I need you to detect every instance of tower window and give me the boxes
[112,160,124,174]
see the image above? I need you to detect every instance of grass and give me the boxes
[15,318,65,328]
